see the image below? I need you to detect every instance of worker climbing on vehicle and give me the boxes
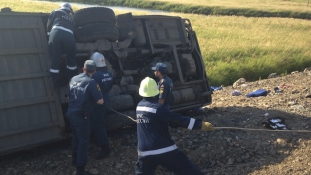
[90,52,114,160]
[47,2,77,89]
[135,77,215,175]
[152,62,173,108]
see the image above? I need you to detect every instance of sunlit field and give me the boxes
[2,0,311,86]
[147,0,311,12]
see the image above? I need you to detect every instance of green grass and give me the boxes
[40,0,311,20]
[146,0,311,12]
[2,0,311,86]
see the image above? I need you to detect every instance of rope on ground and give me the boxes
[105,105,311,133]
[105,105,137,123]
[215,127,311,133]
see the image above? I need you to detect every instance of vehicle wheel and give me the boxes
[75,22,119,42]
[105,110,136,131]
[108,94,134,112]
[116,13,136,41]
[120,84,142,106]
[73,7,116,27]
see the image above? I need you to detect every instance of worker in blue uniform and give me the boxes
[152,63,173,108]
[135,77,215,175]
[67,60,103,175]
[47,2,77,89]
[90,52,114,160]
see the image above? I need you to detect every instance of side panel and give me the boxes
[0,12,66,155]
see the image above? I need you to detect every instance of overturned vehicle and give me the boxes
[0,7,212,155]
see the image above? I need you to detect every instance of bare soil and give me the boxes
[1,71,311,175]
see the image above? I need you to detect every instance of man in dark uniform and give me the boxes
[47,2,77,89]
[67,60,103,175]
[90,52,114,160]
[135,77,215,175]
[152,63,173,108]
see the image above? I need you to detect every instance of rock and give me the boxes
[227,158,234,165]
[304,67,311,72]
[277,138,287,147]
[90,168,99,174]
[233,78,246,88]
[115,163,124,169]
[305,93,311,98]
[267,73,277,79]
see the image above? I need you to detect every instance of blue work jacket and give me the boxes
[136,98,202,157]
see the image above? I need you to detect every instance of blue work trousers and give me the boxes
[135,149,204,175]
[67,111,90,167]
[48,29,77,81]
[91,103,109,147]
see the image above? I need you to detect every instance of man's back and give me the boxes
[68,73,102,112]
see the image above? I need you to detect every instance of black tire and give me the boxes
[105,110,136,131]
[74,22,119,42]
[116,13,136,41]
[73,7,116,27]
[108,94,134,112]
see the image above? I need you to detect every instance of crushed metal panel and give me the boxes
[0,12,66,155]
[145,17,189,46]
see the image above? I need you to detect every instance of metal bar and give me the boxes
[0,25,40,29]
[171,45,184,84]
[0,96,55,110]
[171,103,201,112]
[0,48,45,56]
[150,39,182,43]
[144,20,155,54]
[0,121,62,137]
[0,72,49,82]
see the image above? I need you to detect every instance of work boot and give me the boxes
[72,153,77,166]
[95,145,111,160]
[76,166,94,175]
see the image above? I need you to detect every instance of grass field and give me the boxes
[147,0,311,12]
[2,0,311,86]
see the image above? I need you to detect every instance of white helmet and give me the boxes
[90,52,107,67]
[60,2,73,12]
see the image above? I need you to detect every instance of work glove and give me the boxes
[201,122,215,131]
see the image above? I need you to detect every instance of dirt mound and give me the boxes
[1,71,311,175]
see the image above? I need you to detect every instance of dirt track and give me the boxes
[1,70,311,175]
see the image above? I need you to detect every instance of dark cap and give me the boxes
[84,60,96,71]
[151,63,167,74]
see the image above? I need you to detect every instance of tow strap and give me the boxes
[104,105,311,133]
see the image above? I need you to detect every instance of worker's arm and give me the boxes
[47,11,56,35]
[158,98,165,104]
[90,81,104,105]
[158,81,170,104]
[157,106,214,131]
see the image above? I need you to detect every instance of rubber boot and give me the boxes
[72,153,77,166]
[95,145,111,160]
[76,166,94,175]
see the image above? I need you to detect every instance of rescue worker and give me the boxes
[47,2,77,89]
[90,52,114,160]
[152,62,173,108]
[67,60,103,175]
[135,77,215,175]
